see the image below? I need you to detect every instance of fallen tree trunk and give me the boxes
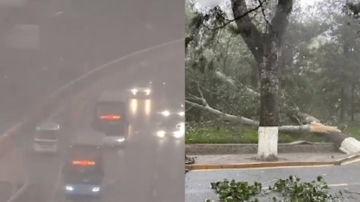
[186,97,360,154]
[210,71,360,154]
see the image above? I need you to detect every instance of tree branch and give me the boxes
[185,97,259,127]
[214,70,259,96]
[231,0,265,64]
[211,0,266,30]
[185,96,341,135]
[270,0,293,41]
[214,70,323,125]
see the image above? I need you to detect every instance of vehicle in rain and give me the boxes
[156,106,185,139]
[62,143,105,201]
[129,81,153,99]
[92,91,129,147]
[33,121,60,153]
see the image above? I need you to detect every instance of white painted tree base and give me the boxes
[258,126,278,160]
[339,137,360,154]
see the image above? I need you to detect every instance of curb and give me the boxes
[185,143,337,155]
[185,153,360,170]
[185,161,335,170]
[334,154,360,165]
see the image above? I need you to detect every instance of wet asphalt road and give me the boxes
[185,164,360,202]
[1,39,184,202]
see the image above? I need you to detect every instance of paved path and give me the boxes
[185,162,360,201]
[188,152,348,164]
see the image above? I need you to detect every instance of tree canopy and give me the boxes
[185,0,360,148]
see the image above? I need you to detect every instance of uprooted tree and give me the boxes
[185,0,360,160]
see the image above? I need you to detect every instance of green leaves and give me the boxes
[206,176,343,202]
[209,179,262,202]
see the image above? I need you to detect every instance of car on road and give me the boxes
[92,91,129,147]
[62,143,104,201]
[156,107,184,139]
[128,81,153,99]
[33,121,60,153]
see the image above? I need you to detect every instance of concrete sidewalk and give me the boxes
[188,152,348,164]
[185,152,360,170]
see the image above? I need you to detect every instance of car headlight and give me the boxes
[173,131,183,138]
[92,187,100,192]
[117,137,125,142]
[157,131,165,138]
[161,110,170,117]
[131,89,137,94]
[178,112,185,116]
[66,186,74,191]
[145,89,151,95]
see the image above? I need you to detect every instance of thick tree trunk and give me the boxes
[258,40,281,161]
[286,109,360,154]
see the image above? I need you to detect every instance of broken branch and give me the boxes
[185,97,340,134]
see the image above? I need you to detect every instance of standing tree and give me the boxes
[231,0,294,160]
[189,0,294,160]
[186,0,360,158]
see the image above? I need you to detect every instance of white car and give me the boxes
[156,109,185,139]
[129,81,153,99]
[130,87,152,99]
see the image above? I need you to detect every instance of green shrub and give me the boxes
[205,176,343,202]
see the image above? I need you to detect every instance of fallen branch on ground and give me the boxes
[185,96,340,134]
[185,155,195,174]
[185,96,360,154]
[185,155,195,164]
[215,70,320,125]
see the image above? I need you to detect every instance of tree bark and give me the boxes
[259,40,280,127]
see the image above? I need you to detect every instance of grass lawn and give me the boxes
[185,122,360,144]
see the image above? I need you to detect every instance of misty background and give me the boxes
[0,0,183,128]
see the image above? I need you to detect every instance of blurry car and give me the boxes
[129,81,153,99]
[92,91,129,148]
[156,108,184,139]
[33,121,60,153]
[62,143,104,201]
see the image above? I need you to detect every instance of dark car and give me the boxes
[92,92,129,133]
[62,144,104,201]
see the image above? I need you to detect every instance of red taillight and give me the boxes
[99,115,120,120]
[72,160,95,166]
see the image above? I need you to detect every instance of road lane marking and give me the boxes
[48,163,64,202]
[1,123,22,139]
[340,158,360,165]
